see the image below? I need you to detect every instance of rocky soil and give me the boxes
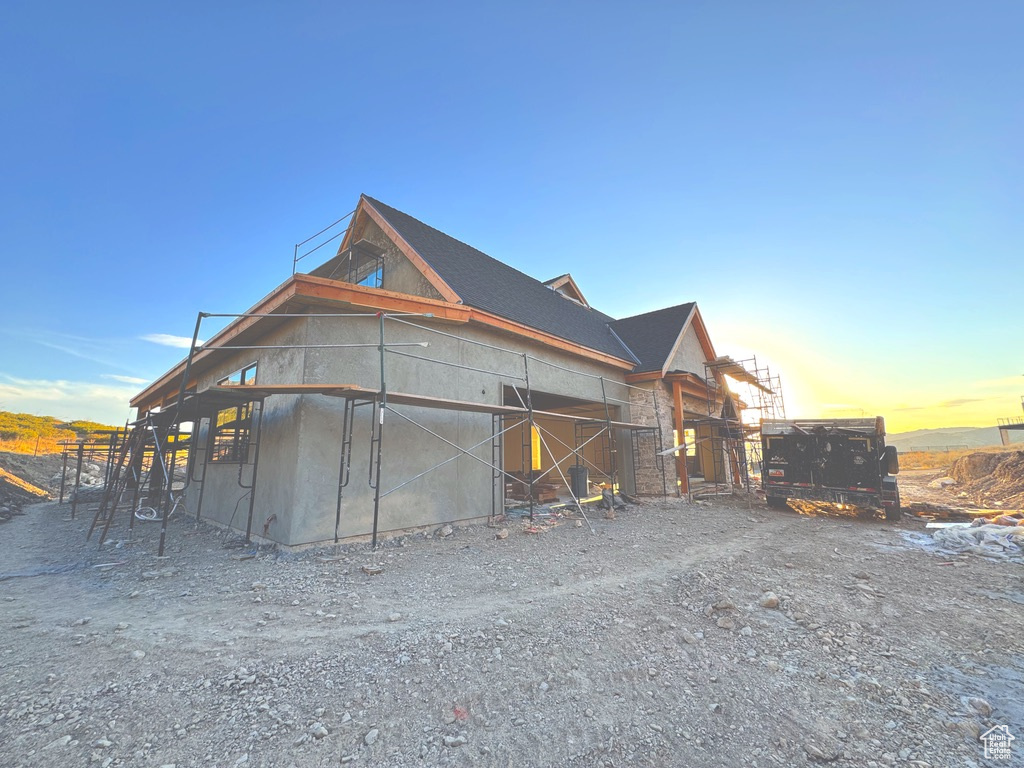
[0,475,37,524]
[0,483,1021,767]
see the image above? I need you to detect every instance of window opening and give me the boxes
[211,363,257,462]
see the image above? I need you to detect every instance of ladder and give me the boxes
[88,414,172,547]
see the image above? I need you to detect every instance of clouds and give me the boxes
[974,375,1024,391]
[0,328,182,422]
[3,327,187,377]
[819,403,869,417]
[937,397,986,409]
[140,333,202,349]
[102,374,149,385]
[892,395,1000,416]
[6,328,131,370]
[0,374,137,425]
[883,379,1021,430]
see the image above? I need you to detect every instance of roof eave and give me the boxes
[131,276,634,413]
[130,275,474,412]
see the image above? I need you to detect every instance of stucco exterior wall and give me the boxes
[667,326,707,377]
[363,219,446,300]
[309,217,445,301]
[188,319,306,544]
[186,310,644,546]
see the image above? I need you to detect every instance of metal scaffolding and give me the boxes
[82,411,195,555]
[56,430,127,517]
[97,310,670,554]
[689,355,785,498]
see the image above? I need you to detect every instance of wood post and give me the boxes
[672,380,689,495]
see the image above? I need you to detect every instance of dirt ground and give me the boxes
[1,468,1021,767]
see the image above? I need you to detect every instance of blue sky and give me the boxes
[1,1,1020,431]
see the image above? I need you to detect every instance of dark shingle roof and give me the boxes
[609,303,696,374]
[364,196,629,359]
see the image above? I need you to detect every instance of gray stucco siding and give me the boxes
[188,311,647,546]
[666,327,706,377]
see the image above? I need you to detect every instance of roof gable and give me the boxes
[361,196,628,360]
[543,274,589,306]
[609,303,697,374]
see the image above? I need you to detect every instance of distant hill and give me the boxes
[0,411,120,455]
[886,426,1012,453]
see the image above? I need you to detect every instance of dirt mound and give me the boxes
[949,451,1024,508]
[0,452,65,526]
[949,452,1006,483]
[0,450,66,494]
[0,469,48,523]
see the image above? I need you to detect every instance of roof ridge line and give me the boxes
[614,300,696,323]
[363,195,613,319]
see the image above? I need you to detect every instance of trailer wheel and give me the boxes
[766,496,788,510]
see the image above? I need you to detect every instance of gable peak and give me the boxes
[543,273,589,307]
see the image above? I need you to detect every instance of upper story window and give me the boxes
[356,263,383,288]
[313,239,385,288]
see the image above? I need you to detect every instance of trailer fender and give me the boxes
[883,445,899,476]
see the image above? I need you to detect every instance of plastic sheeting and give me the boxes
[931,523,1024,562]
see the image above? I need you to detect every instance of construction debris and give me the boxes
[598,488,627,511]
[906,502,995,521]
[929,523,1024,562]
[505,473,560,504]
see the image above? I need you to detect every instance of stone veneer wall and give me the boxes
[628,383,678,495]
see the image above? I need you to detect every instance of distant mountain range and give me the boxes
[886,426,1014,452]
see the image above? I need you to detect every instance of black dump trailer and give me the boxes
[761,417,901,520]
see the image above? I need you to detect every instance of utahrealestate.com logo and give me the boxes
[981,725,1015,761]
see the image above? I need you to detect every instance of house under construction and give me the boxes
[102,195,782,550]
